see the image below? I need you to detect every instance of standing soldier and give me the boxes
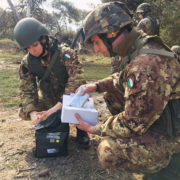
[74,2,180,179]
[112,3,160,74]
[14,17,90,149]
[136,3,160,35]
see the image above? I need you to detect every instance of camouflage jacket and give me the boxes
[19,37,86,118]
[137,16,160,35]
[95,30,180,138]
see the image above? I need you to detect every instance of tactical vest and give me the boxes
[124,34,180,137]
[27,41,68,103]
[146,16,160,36]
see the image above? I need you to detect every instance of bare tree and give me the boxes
[17,0,47,18]
[52,0,87,27]
[7,0,19,22]
[26,0,32,17]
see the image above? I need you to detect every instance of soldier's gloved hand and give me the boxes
[30,111,43,125]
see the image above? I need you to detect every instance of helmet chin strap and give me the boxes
[98,33,118,57]
[37,36,49,59]
[98,25,132,57]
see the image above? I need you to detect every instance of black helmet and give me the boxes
[14,17,49,49]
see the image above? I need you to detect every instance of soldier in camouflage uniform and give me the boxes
[13,17,90,148]
[74,2,180,179]
[112,3,160,75]
[136,3,160,35]
[111,56,121,74]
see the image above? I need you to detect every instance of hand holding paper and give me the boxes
[75,113,96,134]
[69,86,89,108]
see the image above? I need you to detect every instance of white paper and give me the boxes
[61,95,98,125]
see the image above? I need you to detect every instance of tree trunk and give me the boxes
[7,0,19,22]
[26,0,32,17]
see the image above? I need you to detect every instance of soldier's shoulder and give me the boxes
[59,43,77,60]
[139,17,152,25]
[130,44,163,65]
[22,53,30,66]
[22,53,28,60]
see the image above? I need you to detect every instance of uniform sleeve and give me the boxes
[60,45,86,94]
[95,54,173,138]
[19,56,39,117]
[137,18,152,35]
[97,72,123,93]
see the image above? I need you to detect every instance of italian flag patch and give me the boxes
[127,74,135,88]
[64,52,71,59]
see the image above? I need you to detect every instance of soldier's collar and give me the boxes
[113,28,141,57]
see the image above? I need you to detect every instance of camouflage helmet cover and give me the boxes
[171,45,180,56]
[136,3,151,14]
[83,2,133,42]
[14,17,49,49]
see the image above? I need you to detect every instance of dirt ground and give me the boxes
[0,57,143,180]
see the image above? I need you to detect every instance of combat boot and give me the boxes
[144,153,180,180]
[76,128,90,149]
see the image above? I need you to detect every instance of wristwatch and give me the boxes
[95,83,100,92]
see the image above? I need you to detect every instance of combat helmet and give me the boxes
[83,2,133,43]
[171,45,180,57]
[136,3,151,15]
[14,17,49,49]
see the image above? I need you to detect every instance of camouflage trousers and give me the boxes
[99,91,180,173]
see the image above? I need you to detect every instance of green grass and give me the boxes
[0,69,19,107]
[0,38,24,59]
[0,38,15,44]
[79,53,111,80]
[0,53,23,59]
[79,53,111,65]
[84,64,111,80]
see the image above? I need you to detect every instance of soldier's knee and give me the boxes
[97,139,117,169]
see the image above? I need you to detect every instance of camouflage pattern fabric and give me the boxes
[60,45,86,94]
[103,90,124,115]
[83,2,133,42]
[18,38,86,119]
[137,16,159,35]
[111,56,121,74]
[94,30,180,172]
[102,73,125,115]
[98,133,180,173]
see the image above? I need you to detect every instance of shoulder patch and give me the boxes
[126,74,135,88]
[64,52,71,59]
